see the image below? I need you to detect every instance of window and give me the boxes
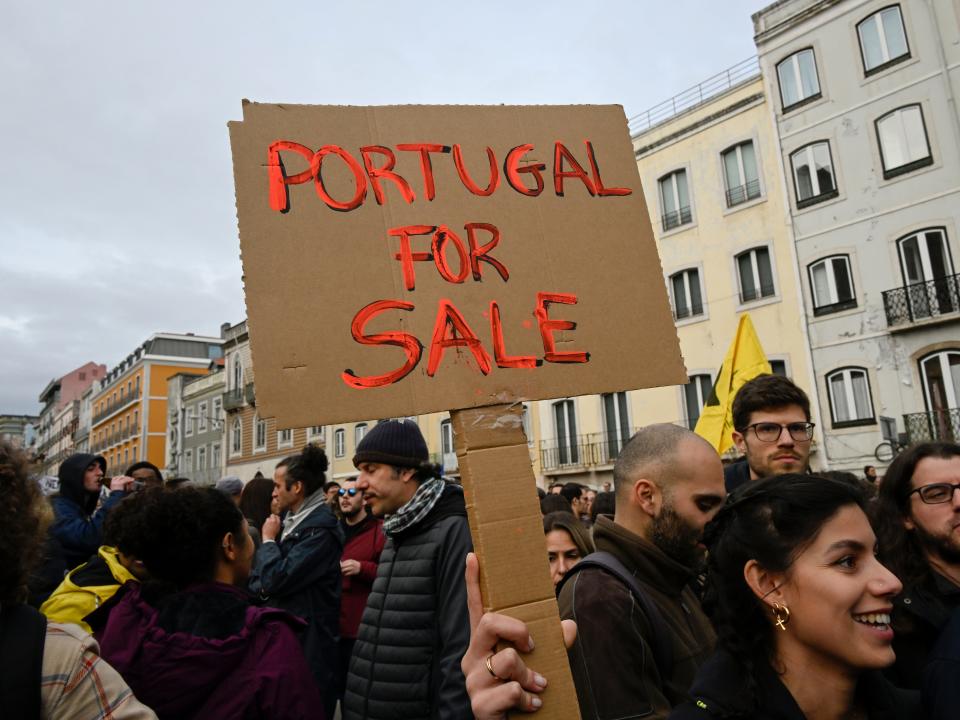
[233,355,243,390]
[683,375,713,430]
[602,392,631,459]
[858,6,909,75]
[791,142,838,208]
[441,419,454,456]
[658,170,692,232]
[722,141,761,207]
[827,368,875,426]
[670,268,704,320]
[897,228,956,318]
[308,425,322,439]
[920,351,960,419]
[553,400,579,465]
[198,402,208,432]
[777,49,821,110]
[211,443,221,468]
[232,417,242,455]
[123,448,129,466]
[212,398,222,424]
[808,255,856,315]
[736,247,776,303]
[521,404,533,446]
[278,428,293,447]
[876,105,932,179]
[355,423,368,447]
[254,415,266,451]
[335,428,345,458]
[133,409,138,430]
[185,449,192,470]
[135,376,140,394]
[198,446,207,470]
[770,360,788,377]
[185,407,194,437]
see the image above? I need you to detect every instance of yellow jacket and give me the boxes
[41,546,138,632]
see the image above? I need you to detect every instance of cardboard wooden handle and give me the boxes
[453,404,582,720]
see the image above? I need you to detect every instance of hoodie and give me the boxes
[50,453,125,571]
[41,545,139,632]
[97,581,324,720]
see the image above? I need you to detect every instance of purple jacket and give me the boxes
[97,582,324,720]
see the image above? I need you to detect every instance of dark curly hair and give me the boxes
[278,444,329,496]
[874,442,960,588]
[0,442,51,605]
[135,486,246,591]
[239,475,274,532]
[102,491,152,559]
[701,474,865,708]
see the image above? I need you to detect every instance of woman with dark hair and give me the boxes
[238,474,274,548]
[96,486,323,719]
[873,441,960,690]
[542,511,595,587]
[670,474,919,719]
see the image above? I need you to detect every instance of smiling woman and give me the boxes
[670,475,921,719]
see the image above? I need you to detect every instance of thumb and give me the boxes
[561,619,577,650]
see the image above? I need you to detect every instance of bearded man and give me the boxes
[875,441,960,689]
[557,424,726,719]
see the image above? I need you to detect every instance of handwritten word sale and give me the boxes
[265,139,634,389]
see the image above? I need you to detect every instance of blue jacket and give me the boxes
[50,453,126,572]
[249,499,343,705]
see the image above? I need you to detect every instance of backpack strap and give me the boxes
[0,603,48,719]
[557,551,674,674]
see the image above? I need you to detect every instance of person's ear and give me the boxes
[399,468,417,484]
[633,478,660,518]
[221,532,239,562]
[744,559,786,608]
[732,429,747,454]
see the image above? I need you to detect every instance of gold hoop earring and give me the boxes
[772,602,790,630]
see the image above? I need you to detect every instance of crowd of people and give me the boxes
[2,374,960,719]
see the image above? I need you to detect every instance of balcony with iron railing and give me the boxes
[661,206,693,233]
[883,274,960,329]
[905,408,959,444]
[725,178,762,208]
[223,383,255,411]
[93,389,141,425]
[540,430,639,473]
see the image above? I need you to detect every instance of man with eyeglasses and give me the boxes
[335,478,385,713]
[874,441,960,690]
[726,374,815,493]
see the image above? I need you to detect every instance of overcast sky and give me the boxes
[1,0,761,414]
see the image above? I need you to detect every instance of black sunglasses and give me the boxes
[338,487,359,497]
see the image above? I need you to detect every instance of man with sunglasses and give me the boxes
[726,374,815,493]
[335,479,385,713]
[874,441,960,690]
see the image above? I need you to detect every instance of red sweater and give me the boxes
[340,513,385,638]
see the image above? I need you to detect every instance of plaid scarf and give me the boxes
[383,477,448,536]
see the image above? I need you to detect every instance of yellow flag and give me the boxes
[694,314,771,454]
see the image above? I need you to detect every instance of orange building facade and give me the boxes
[91,332,225,476]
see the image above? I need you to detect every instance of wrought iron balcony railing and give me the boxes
[725,178,762,208]
[883,273,960,327]
[905,408,960,444]
[93,389,141,424]
[661,206,693,233]
[540,430,638,472]
[223,383,255,411]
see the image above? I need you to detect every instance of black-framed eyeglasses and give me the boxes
[909,482,960,505]
[744,422,815,442]
[338,487,359,497]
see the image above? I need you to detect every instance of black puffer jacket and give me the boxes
[343,483,473,720]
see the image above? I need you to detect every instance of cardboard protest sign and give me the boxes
[228,103,686,429]
[229,103,686,719]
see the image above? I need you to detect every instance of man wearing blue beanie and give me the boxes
[343,419,473,720]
